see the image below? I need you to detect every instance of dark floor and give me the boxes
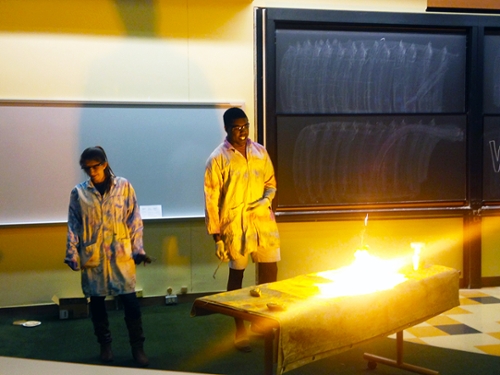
[1,300,500,375]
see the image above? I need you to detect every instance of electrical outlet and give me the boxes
[165,294,178,305]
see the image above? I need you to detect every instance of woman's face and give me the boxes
[82,159,108,184]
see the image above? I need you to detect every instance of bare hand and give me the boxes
[215,240,229,261]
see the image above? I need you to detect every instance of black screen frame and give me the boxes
[256,8,500,221]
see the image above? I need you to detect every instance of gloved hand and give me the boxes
[215,240,228,261]
[247,198,270,216]
[64,259,80,271]
[134,253,154,265]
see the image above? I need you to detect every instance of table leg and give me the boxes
[363,331,439,375]
[264,330,275,375]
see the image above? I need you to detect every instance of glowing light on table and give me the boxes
[315,250,407,298]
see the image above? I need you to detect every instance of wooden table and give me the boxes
[191,264,460,375]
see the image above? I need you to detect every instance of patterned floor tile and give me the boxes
[420,333,498,354]
[476,344,500,356]
[434,324,481,335]
[459,297,482,305]
[442,306,473,315]
[469,296,500,304]
[487,332,500,340]
[459,290,491,298]
[405,337,429,345]
[425,315,460,326]
[397,287,500,357]
[405,325,449,338]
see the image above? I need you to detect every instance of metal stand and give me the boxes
[363,331,439,375]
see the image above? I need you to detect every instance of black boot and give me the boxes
[99,343,113,363]
[125,316,149,367]
[92,317,113,362]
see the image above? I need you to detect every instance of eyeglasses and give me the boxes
[82,163,102,172]
[231,123,250,132]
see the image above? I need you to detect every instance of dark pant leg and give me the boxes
[120,293,149,366]
[258,262,278,284]
[120,292,141,320]
[90,296,111,344]
[227,268,246,338]
[227,268,245,291]
[119,293,144,347]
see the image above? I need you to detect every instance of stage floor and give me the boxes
[394,286,500,357]
[0,356,213,375]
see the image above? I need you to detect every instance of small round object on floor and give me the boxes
[22,321,41,327]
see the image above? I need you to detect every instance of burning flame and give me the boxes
[411,242,425,271]
[315,250,407,298]
[359,214,369,249]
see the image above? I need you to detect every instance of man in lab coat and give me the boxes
[204,107,281,352]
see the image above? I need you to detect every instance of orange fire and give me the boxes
[411,242,425,271]
[315,250,408,298]
[314,216,426,298]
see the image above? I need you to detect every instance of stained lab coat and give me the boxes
[204,139,280,263]
[65,176,144,297]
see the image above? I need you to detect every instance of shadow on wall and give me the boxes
[0,0,252,39]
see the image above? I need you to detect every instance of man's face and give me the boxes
[226,117,250,148]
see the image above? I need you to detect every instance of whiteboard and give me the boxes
[0,101,238,225]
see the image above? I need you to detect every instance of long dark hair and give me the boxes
[79,146,114,189]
